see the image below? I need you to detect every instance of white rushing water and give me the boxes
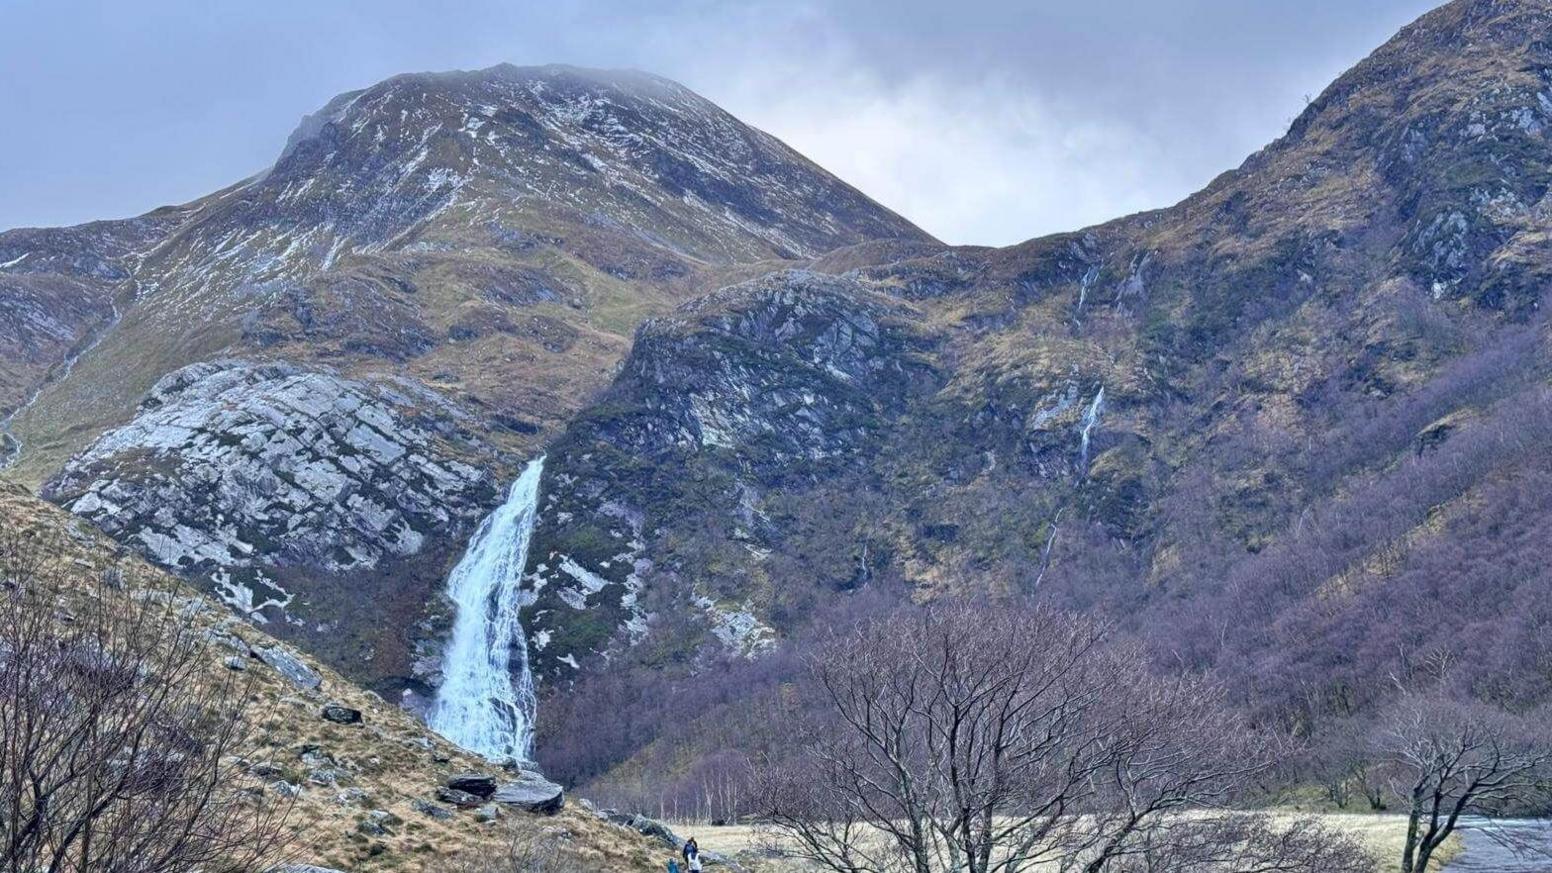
[1078,385,1105,472]
[428,456,545,761]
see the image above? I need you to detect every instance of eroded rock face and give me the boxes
[43,359,504,690]
[48,360,494,600]
[519,271,940,676]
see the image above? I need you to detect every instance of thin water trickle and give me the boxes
[428,456,545,761]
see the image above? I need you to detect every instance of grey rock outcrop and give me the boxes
[46,360,496,627]
[253,644,323,691]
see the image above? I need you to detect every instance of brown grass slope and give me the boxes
[0,481,662,872]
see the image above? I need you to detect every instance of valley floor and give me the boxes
[670,813,1466,873]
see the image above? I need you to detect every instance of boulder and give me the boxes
[444,773,497,798]
[246,761,284,779]
[474,803,502,823]
[321,702,362,724]
[356,809,401,837]
[334,788,367,806]
[606,811,682,848]
[493,772,564,815]
[411,799,454,821]
[435,787,484,808]
[270,780,302,799]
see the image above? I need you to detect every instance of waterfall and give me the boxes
[1078,386,1105,472]
[428,456,545,762]
[1075,265,1099,317]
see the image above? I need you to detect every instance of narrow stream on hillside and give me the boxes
[1443,818,1552,871]
[427,456,544,762]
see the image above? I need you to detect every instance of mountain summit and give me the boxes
[266,63,932,261]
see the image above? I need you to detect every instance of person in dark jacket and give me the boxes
[682,837,702,872]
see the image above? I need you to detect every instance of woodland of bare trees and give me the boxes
[0,531,290,873]
[753,602,1375,873]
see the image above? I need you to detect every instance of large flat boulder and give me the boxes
[493,771,564,814]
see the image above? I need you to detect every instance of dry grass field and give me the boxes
[671,812,1461,873]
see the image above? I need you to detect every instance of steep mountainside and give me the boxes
[519,0,1552,788]
[0,64,932,698]
[0,483,664,872]
[6,0,1551,812]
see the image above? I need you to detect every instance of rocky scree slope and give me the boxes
[523,0,1552,789]
[0,64,932,697]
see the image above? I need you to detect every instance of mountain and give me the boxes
[0,63,932,700]
[6,0,1552,815]
[516,0,1552,791]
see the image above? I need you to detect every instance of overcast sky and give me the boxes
[2,0,1438,246]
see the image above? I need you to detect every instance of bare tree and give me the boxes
[754,601,1373,873]
[1375,693,1552,873]
[0,530,290,873]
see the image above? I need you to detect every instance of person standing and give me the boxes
[682,837,702,873]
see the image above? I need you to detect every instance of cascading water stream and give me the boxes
[1078,386,1105,473]
[428,456,545,762]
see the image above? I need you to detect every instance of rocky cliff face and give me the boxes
[41,359,504,690]
[521,271,938,675]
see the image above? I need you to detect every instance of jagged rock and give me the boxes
[321,702,362,724]
[296,744,334,767]
[308,768,347,788]
[334,788,367,806]
[474,803,501,823]
[606,811,682,848]
[252,645,322,691]
[524,270,935,676]
[435,787,484,809]
[247,761,284,779]
[356,809,401,837]
[411,799,454,821]
[223,656,247,672]
[444,773,498,798]
[270,781,302,799]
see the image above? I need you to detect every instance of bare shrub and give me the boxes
[0,530,289,873]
